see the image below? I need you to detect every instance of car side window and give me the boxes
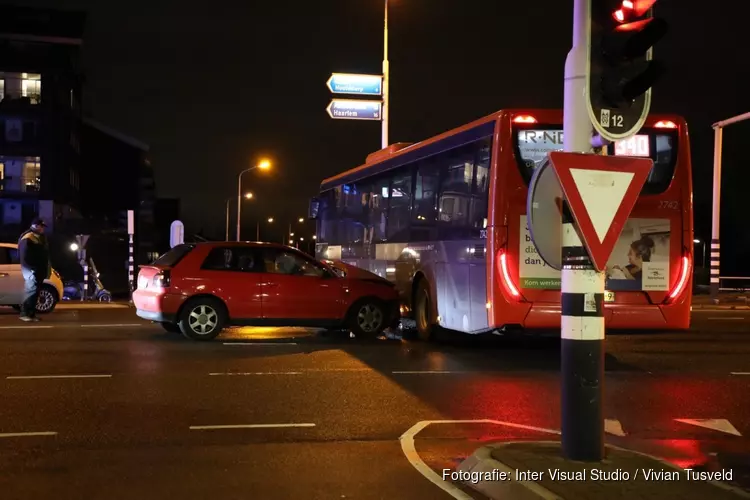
[0,248,10,265]
[262,249,325,278]
[201,247,261,272]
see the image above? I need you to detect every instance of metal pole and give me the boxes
[561,0,603,462]
[710,126,722,298]
[381,0,389,149]
[82,256,88,301]
[703,241,706,269]
[225,199,230,241]
[236,171,245,241]
[256,221,260,241]
[127,210,135,295]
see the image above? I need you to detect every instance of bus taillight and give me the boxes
[654,120,677,129]
[513,115,537,124]
[666,255,691,303]
[496,249,521,299]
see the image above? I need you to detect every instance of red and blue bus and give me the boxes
[311,109,693,338]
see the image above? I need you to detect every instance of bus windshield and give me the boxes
[513,125,679,194]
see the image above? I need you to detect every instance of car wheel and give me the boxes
[36,285,59,314]
[160,322,181,333]
[348,299,386,338]
[414,279,435,341]
[178,298,226,341]
[98,292,112,303]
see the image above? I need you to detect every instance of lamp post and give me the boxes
[257,217,274,241]
[381,0,390,149]
[236,159,271,241]
[226,193,253,241]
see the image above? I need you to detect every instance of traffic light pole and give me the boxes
[561,0,605,462]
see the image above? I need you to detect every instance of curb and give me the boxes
[458,441,750,500]
[692,305,750,310]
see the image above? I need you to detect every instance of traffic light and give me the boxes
[588,0,668,141]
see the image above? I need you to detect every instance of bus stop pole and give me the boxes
[560,0,604,461]
[381,0,389,149]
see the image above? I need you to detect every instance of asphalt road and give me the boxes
[0,304,748,499]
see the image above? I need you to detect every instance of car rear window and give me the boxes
[151,244,195,267]
[513,125,679,195]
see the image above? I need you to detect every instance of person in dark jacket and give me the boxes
[18,218,51,321]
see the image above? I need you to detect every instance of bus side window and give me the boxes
[471,139,491,231]
[387,168,412,241]
[438,144,474,240]
[369,175,390,243]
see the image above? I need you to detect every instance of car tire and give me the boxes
[177,298,226,341]
[414,279,436,341]
[160,322,181,333]
[36,285,59,314]
[348,298,387,338]
[98,292,112,303]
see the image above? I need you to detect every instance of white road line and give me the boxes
[189,423,315,430]
[0,431,57,438]
[222,342,298,346]
[731,372,750,375]
[209,372,302,376]
[399,419,559,500]
[0,325,54,330]
[6,374,112,380]
[80,323,143,328]
[392,370,475,375]
[707,317,745,320]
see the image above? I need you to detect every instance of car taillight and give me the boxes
[665,254,691,303]
[496,249,521,299]
[152,270,171,289]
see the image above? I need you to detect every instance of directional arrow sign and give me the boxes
[326,73,382,96]
[548,152,653,272]
[326,99,382,121]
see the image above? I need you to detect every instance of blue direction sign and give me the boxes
[326,73,382,96]
[326,99,382,121]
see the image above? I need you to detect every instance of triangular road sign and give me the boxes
[549,152,653,271]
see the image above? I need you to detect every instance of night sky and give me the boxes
[19,1,750,273]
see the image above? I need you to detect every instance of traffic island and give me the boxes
[457,441,750,499]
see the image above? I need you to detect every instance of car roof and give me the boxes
[191,241,298,251]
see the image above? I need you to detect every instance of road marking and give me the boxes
[392,370,475,375]
[222,342,298,346]
[80,323,143,328]
[731,372,750,375]
[189,423,315,430]
[605,418,626,436]
[0,325,54,330]
[400,420,559,500]
[6,374,112,380]
[0,431,57,438]
[675,418,742,436]
[209,372,302,376]
[706,317,745,320]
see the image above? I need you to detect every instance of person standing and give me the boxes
[18,218,51,322]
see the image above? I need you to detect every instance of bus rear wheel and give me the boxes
[415,280,436,341]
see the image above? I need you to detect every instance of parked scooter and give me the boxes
[62,258,112,302]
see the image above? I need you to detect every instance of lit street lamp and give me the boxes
[225,192,253,241]
[237,158,271,241]
[69,242,79,252]
[257,216,275,241]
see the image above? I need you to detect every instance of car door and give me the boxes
[259,248,345,322]
[197,246,263,320]
[0,246,25,304]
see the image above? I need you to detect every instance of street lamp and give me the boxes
[69,242,79,252]
[256,216,275,241]
[298,217,304,223]
[382,0,390,149]
[225,192,253,241]
[236,159,271,241]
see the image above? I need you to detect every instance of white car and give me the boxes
[0,242,64,314]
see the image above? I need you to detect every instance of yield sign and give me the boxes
[548,152,653,272]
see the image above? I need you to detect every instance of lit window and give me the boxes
[22,76,41,104]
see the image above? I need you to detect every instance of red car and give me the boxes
[132,242,400,340]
